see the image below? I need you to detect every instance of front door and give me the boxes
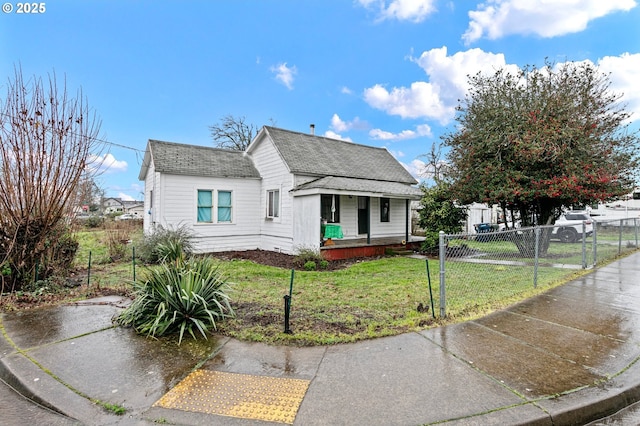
[357,196,369,235]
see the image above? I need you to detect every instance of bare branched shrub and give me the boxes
[0,66,102,290]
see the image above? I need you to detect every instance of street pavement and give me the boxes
[1,251,640,425]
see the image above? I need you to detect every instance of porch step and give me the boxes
[389,249,415,256]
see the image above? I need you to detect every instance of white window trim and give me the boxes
[266,188,280,220]
[195,188,234,224]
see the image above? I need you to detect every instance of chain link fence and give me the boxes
[436,217,639,318]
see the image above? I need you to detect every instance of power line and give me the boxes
[0,111,146,154]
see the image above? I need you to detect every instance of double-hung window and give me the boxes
[217,190,232,222]
[267,189,280,218]
[197,189,233,223]
[197,190,213,222]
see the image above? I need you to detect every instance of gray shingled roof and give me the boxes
[263,127,418,184]
[139,140,260,180]
[293,176,423,199]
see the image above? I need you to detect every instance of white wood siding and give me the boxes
[250,135,296,254]
[369,198,408,237]
[338,195,358,238]
[142,160,155,234]
[292,194,321,252]
[153,174,261,253]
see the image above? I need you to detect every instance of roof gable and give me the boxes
[139,140,260,180]
[259,127,417,184]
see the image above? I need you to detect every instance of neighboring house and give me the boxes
[124,202,145,218]
[138,126,424,258]
[103,197,125,214]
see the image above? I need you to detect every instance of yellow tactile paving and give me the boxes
[154,370,310,424]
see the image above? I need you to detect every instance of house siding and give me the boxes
[369,197,408,237]
[152,174,261,253]
[292,194,321,250]
[142,160,155,234]
[250,134,296,254]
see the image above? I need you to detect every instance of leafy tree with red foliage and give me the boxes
[445,61,638,252]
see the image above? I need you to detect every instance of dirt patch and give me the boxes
[209,249,374,271]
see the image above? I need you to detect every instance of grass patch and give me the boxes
[8,228,633,347]
[214,256,577,346]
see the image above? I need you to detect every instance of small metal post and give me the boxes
[132,246,136,283]
[582,221,587,269]
[87,251,92,287]
[438,231,446,318]
[592,223,598,267]
[289,269,294,302]
[619,219,623,254]
[426,259,435,319]
[533,226,540,288]
[283,295,292,334]
[635,218,638,248]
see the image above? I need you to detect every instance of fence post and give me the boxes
[582,221,587,269]
[592,222,598,267]
[534,226,540,288]
[87,251,92,287]
[132,246,136,283]
[618,219,623,254]
[635,218,638,248]
[438,231,446,318]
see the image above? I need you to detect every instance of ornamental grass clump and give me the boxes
[116,257,234,344]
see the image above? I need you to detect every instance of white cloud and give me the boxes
[364,82,450,122]
[118,192,135,201]
[594,53,640,122]
[330,113,368,132]
[464,0,637,44]
[401,158,429,180]
[341,86,353,95]
[364,46,518,124]
[364,47,640,128]
[387,149,405,158]
[323,130,353,142]
[270,62,297,89]
[357,0,437,22]
[87,153,128,175]
[369,124,432,141]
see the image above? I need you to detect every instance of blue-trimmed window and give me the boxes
[197,190,213,222]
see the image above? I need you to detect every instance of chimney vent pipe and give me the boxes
[310,124,315,135]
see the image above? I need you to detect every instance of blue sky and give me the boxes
[2,0,639,200]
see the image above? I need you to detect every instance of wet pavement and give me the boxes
[0,251,639,425]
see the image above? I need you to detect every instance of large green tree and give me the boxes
[446,61,638,235]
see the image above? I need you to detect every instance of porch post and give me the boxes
[405,199,409,243]
[366,196,371,244]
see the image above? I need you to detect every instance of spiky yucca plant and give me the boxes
[116,257,234,344]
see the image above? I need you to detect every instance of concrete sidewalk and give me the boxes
[1,252,640,425]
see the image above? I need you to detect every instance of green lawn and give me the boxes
[69,229,613,346]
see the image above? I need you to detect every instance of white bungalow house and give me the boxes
[138,126,424,259]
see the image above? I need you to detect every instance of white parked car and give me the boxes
[116,213,136,221]
[551,212,593,243]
